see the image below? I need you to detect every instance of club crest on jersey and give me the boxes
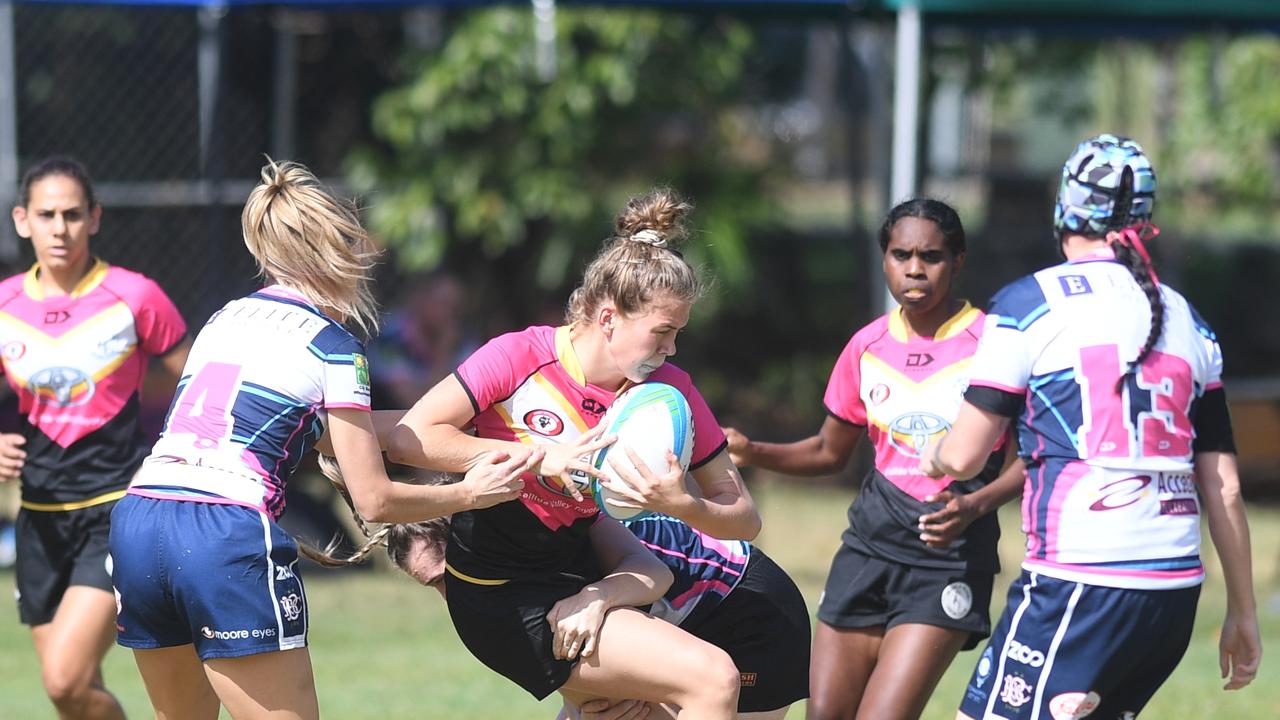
[2,341,24,361]
[869,384,890,405]
[524,409,565,437]
[28,366,95,406]
[887,412,949,458]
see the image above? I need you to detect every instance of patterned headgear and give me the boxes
[1053,133,1156,239]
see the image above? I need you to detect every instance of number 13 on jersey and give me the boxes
[1077,345,1194,460]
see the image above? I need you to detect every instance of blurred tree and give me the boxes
[346,7,777,314]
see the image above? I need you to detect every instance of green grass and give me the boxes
[2,484,1277,719]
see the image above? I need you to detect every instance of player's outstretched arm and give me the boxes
[1195,451,1262,690]
[329,406,539,522]
[387,375,612,501]
[723,415,863,477]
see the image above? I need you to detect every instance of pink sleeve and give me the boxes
[684,383,727,469]
[454,331,531,415]
[823,333,866,426]
[135,278,188,356]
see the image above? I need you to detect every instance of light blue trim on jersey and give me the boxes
[1028,371,1079,448]
[1083,556,1202,572]
[306,344,357,364]
[995,302,1050,331]
[239,384,306,408]
[233,404,319,447]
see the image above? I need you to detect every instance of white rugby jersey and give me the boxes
[129,286,370,519]
[965,248,1226,589]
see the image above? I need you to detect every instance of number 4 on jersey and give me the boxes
[1077,345,1194,460]
[168,362,242,450]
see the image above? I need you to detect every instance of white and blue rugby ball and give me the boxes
[590,382,694,521]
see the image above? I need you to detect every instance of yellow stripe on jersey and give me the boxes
[531,372,591,433]
[22,258,110,302]
[554,325,586,386]
[887,301,978,343]
[20,488,126,512]
[445,562,509,586]
[859,351,973,391]
[492,403,535,445]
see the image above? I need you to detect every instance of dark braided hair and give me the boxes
[1107,168,1165,393]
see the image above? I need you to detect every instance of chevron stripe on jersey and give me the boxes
[0,260,186,504]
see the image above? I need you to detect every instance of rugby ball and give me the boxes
[590,383,694,521]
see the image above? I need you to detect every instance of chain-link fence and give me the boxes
[1,3,411,325]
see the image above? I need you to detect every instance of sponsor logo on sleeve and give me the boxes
[352,353,370,392]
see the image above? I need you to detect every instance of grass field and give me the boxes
[1,482,1277,719]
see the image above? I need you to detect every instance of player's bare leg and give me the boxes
[132,645,220,720]
[806,621,881,720]
[30,586,124,720]
[204,648,319,720]
[562,607,740,720]
[854,623,967,720]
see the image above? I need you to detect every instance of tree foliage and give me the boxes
[346,8,776,294]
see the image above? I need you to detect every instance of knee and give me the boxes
[691,645,741,708]
[41,666,91,709]
[805,696,852,720]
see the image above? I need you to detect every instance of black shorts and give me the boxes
[15,502,116,626]
[445,571,591,700]
[817,543,993,650]
[683,548,811,713]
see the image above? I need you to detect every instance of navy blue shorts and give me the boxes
[959,571,1199,720]
[108,494,309,660]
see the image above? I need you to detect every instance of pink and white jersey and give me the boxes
[825,303,1005,571]
[447,325,727,582]
[129,286,370,520]
[0,260,186,505]
[965,249,1226,589]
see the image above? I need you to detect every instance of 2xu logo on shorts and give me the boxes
[200,626,277,640]
[1005,639,1046,667]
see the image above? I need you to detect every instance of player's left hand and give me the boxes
[601,448,687,516]
[918,489,979,548]
[546,586,611,661]
[1219,608,1262,690]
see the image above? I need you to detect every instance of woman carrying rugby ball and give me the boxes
[726,198,1025,720]
[388,190,777,719]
